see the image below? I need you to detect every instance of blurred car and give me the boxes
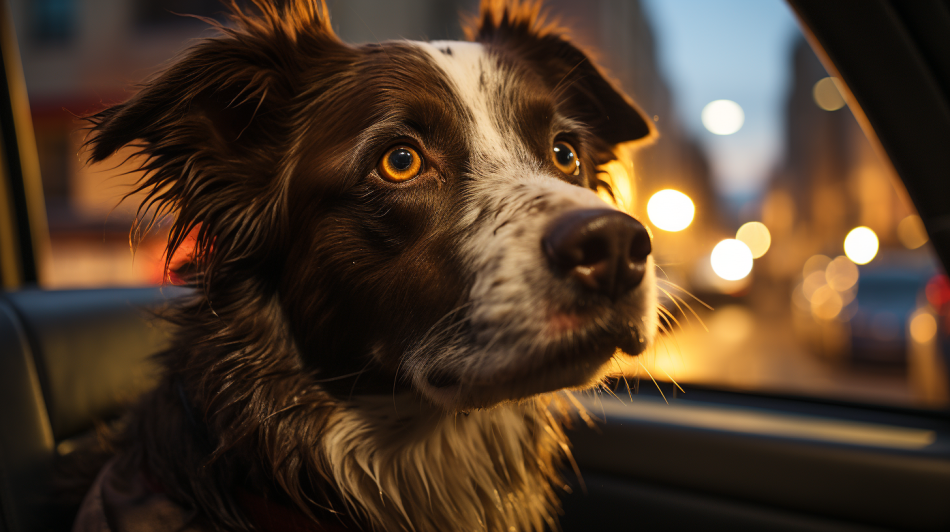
[850,262,935,364]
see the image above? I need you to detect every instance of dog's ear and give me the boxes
[85,0,345,283]
[468,0,653,145]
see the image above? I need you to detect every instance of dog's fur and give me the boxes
[78,1,656,530]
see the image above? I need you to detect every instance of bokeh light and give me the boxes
[692,253,752,294]
[735,221,771,258]
[811,284,843,320]
[802,270,826,301]
[701,100,744,135]
[910,312,938,344]
[926,275,950,312]
[844,226,879,265]
[897,214,929,249]
[825,255,859,292]
[803,254,832,276]
[711,239,753,281]
[647,189,695,232]
[838,286,857,307]
[813,77,845,111]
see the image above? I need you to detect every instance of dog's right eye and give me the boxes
[379,145,423,182]
[552,142,580,176]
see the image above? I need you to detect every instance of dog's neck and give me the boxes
[318,394,569,532]
[152,294,571,531]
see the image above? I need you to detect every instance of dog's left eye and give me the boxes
[552,142,580,176]
[379,145,423,182]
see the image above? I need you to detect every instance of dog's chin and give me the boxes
[418,326,648,411]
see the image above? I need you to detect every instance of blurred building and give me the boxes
[11,0,712,287]
[12,0,239,286]
[761,37,945,400]
[764,37,918,279]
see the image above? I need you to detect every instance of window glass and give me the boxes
[11,0,948,409]
[634,0,947,410]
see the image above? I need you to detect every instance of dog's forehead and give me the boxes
[410,40,534,162]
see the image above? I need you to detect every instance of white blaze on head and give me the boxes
[416,41,529,167]
[394,40,657,409]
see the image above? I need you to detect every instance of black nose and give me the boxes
[542,209,652,299]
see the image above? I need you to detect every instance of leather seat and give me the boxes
[0,287,180,532]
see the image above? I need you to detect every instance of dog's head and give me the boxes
[87,0,657,412]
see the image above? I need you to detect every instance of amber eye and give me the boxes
[552,142,580,175]
[379,145,423,182]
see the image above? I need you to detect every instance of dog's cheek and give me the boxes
[366,230,471,363]
[280,185,470,371]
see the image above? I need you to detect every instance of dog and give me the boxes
[73,1,657,530]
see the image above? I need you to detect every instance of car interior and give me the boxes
[1,1,949,531]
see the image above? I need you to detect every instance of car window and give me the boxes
[633,0,947,411]
[11,0,948,410]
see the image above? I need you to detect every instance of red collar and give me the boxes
[237,491,354,532]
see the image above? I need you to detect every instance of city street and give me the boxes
[621,303,921,408]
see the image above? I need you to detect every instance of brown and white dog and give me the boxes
[74,1,657,531]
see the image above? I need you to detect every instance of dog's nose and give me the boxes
[543,209,651,299]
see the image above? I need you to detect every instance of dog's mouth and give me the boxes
[422,313,649,406]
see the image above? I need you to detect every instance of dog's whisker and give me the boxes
[661,367,686,394]
[658,323,688,374]
[669,292,709,332]
[600,383,622,403]
[636,360,668,405]
[658,286,709,333]
[656,303,677,323]
[657,278,714,311]
[612,357,635,402]
[657,290,689,329]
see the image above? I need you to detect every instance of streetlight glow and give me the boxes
[701,100,745,135]
[811,285,844,320]
[897,214,928,249]
[910,312,937,344]
[844,227,879,265]
[825,256,859,291]
[813,77,846,111]
[736,221,771,258]
[711,239,753,281]
[647,189,695,232]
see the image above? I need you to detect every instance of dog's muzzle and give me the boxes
[542,208,652,300]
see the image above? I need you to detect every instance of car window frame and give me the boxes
[0,0,47,291]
